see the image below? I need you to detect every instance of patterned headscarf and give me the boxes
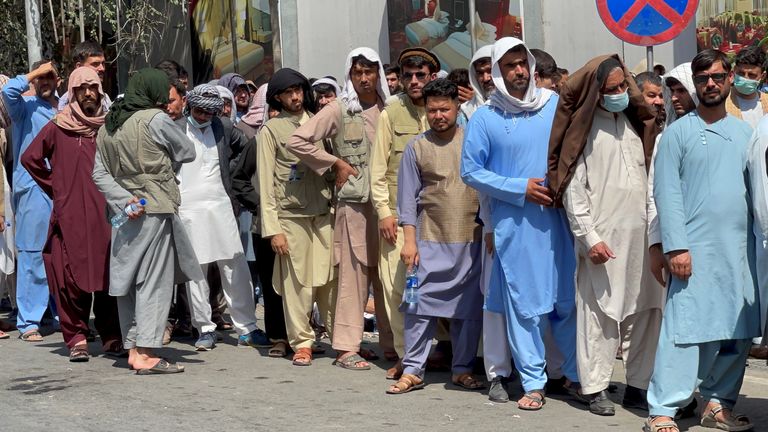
[185,83,224,115]
[53,67,105,137]
[105,68,169,133]
[241,83,268,128]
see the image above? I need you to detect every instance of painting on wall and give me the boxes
[696,0,768,56]
[190,0,275,84]
[386,0,523,72]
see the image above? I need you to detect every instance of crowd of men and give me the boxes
[0,36,767,432]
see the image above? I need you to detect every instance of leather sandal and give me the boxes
[292,347,312,366]
[700,404,753,431]
[451,373,485,390]
[268,341,288,358]
[69,345,90,362]
[386,373,425,394]
[643,416,679,432]
[518,390,546,411]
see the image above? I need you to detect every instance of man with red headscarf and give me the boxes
[21,67,122,362]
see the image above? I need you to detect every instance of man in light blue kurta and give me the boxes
[647,49,759,432]
[2,61,58,338]
[461,37,578,410]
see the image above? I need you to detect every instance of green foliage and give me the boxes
[0,0,29,75]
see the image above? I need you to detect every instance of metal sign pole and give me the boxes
[469,0,477,56]
[646,46,653,73]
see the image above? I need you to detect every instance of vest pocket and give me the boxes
[392,124,420,152]
[337,165,370,203]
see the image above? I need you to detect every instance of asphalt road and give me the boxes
[1,316,767,432]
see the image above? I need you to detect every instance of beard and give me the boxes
[81,99,100,116]
[698,87,729,107]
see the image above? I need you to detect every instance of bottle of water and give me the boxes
[111,198,147,228]
[404,265,419,305]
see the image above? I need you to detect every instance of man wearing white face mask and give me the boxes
[725,46,768,129]
[550,55,665,416]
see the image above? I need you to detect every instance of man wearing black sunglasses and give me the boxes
[646,49,758,432]
[370,47,438,379]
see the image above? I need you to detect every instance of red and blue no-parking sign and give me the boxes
[596,0,699,46]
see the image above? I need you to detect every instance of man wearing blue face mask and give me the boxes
[550,55,664,416]
[725,46,768,129]
[175,84,267,352]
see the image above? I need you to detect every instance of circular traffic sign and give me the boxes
[596,0,699,46]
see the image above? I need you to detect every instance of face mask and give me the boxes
[602,90,629,113]
[734,74,760,95]
[187,114,211,129]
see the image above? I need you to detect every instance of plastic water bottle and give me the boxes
[111,198,147,228]
[404,265,419,305]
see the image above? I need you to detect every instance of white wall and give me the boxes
[528,0,697,73]
[284,0,390,81]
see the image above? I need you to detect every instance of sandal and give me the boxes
[386,373,425,394]
[643,416,679,432]
[19,329,43,342]
[268,341,288,358]
[135,358,185,375]
[386,359,403,380]
[700,404,753,431]
[292,347,312,366]
[0,330,9,339]
[518,390,546,411]
[69,345,90,362]
[333,353,371,370]
[451,373,485,390]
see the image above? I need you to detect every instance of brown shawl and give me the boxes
[53,67,105,137]
[546,54,659,205]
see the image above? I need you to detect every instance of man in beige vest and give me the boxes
[258,68,336,367]
[287,48,390,370]
[92,68,202,374]
[370,48,437,378]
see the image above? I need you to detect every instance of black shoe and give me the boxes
[587,390,616,416]
[675,398,697,420]
[488,376,510,403]
[545,376,569,395]
[621,385,648,410]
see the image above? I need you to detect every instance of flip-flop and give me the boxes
[135,359,185,375]
[19,329,43,342]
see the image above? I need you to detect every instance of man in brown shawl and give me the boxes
[547,55,662,415]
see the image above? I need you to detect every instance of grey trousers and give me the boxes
[402,313,482,378]
[116,230,175,349]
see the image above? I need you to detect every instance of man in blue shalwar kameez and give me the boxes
[461,37,578,411]
[2,61,59,341]
[645,49,760,432]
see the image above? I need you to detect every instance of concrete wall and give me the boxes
[280,0,390,80]
[524,0,697,73]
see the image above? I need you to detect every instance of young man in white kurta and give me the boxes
[178,85,259,349]
[563,61,664,415]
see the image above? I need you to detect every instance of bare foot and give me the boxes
[129,347,163,370]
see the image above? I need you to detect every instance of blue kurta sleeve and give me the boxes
[397,142,421,227]
[654,127,689,253]
[460,111,527,207]
[2,75,30,122]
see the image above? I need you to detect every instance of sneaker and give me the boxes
[195,331,217,351]
[238,328,271,348]
[488,376,509,403]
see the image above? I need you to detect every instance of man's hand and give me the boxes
[525,178,553,206]
[125,196,146,220]
[27,61,58,81]
[333,159,358,190]
[667,250,692,281]
[484,232,494,256]
[270,233,290,256]
[379,216,398,245]
[588,241,615,265]
[400,240,419,270]
[649,243,667,286]
[458,85,475,104]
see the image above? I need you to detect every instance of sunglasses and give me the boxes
[692,73,728,85]
[401,71,428,80]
